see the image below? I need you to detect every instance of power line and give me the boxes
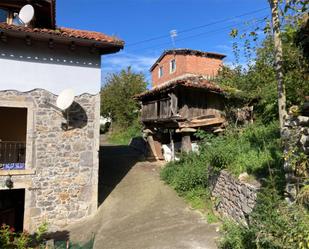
[126,7,269,47]
[126,16,268,53]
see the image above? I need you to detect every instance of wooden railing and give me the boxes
[0,141,26,170]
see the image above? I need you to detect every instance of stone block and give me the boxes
[30,208,41,217]
[297,116,309,126]
[80,151,93,166]
[211,170,259,225]
[300,135,309,147]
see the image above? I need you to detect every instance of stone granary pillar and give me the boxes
[177,128,197,153]
[143,129,163,160]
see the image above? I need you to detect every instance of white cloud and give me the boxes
[101,52,157,80]
[215,44,231,51]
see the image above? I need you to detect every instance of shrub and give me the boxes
[219,220,254,249]
[200,121,283,177]
[219,186,309,249]
[160,152,209,193]
[0,223,46,249]
[107,120,142,145]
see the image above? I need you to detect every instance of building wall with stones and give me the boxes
[210,170,260,224]
[0,89,100,232]
[283,111,309,200]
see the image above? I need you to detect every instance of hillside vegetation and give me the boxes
[100,67,147,145]
[161,7,309,249]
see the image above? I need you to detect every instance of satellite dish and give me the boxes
[56,89,75,111]
[19,4,35,25]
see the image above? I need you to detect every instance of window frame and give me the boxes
[170,59,176,74]
[158,66,163,78]
[0,8,8,23]
[0,100,35,175]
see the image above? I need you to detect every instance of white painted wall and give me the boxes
[0,37,101,95]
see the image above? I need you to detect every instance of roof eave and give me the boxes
[135,83,224,101]
[0,27,124,54]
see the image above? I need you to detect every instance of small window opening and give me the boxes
[158,66,163,78]
[0,189,25,232]
[0,9,8,23]
[170,59,176,73]
[0,107,27,170]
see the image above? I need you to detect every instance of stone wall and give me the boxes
[283,112,309,200]
[210,170,260,224]
[0,89,100,232]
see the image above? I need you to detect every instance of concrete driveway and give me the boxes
[67,145,219,249]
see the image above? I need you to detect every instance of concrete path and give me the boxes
[67,145,219,249]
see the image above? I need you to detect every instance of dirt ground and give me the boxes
[67,145,219,249]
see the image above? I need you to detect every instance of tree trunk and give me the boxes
[268,0,287,132]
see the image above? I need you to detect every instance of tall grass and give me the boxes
[161,122,283,190]
[160,122,284,223]
[107,121,142,145]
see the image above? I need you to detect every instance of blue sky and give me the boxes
[56,0,269,83]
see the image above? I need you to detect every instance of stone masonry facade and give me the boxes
[210,170,260,224]
[0,89,100,232]
[283,111,309,200]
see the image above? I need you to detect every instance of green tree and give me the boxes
[101,67,147,128]
[217,18,309,123]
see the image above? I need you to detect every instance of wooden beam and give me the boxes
[179,117,225,128]
[48,39,54,49]
[25,36,31,46]
[0,32,7,43]
[0,169,36,176]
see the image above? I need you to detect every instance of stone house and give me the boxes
[0,0,124,232]
[136,49,229,158]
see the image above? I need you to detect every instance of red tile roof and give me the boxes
[0,23,124,51]
[135,76,224,100]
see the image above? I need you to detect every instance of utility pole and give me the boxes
[268,0,287,132]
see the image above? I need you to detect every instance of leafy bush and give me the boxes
[0,222,47,249]
[219,187,309,249]
[161,122,284,224]
[160,152,209,193]
[101,67,147,128]
[200,121,283,177]
[0,223,94,249]
[107,120,142,145]
[219,220,254,249]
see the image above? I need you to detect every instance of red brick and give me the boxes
[151,51,224,88]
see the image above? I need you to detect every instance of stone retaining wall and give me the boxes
[0,89,100,232]
[283,113,309,200]
[210,170,260,224]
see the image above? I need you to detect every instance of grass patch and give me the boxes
[183,187,220,223]
[107,122,142,145]
[160,122,284,224]
[198,121,283,177]
[218,187,309,249]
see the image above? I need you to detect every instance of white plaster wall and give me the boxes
[0,37,101,95]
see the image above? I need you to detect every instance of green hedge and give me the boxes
[219,187,309,249]
[161,122,283,194]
